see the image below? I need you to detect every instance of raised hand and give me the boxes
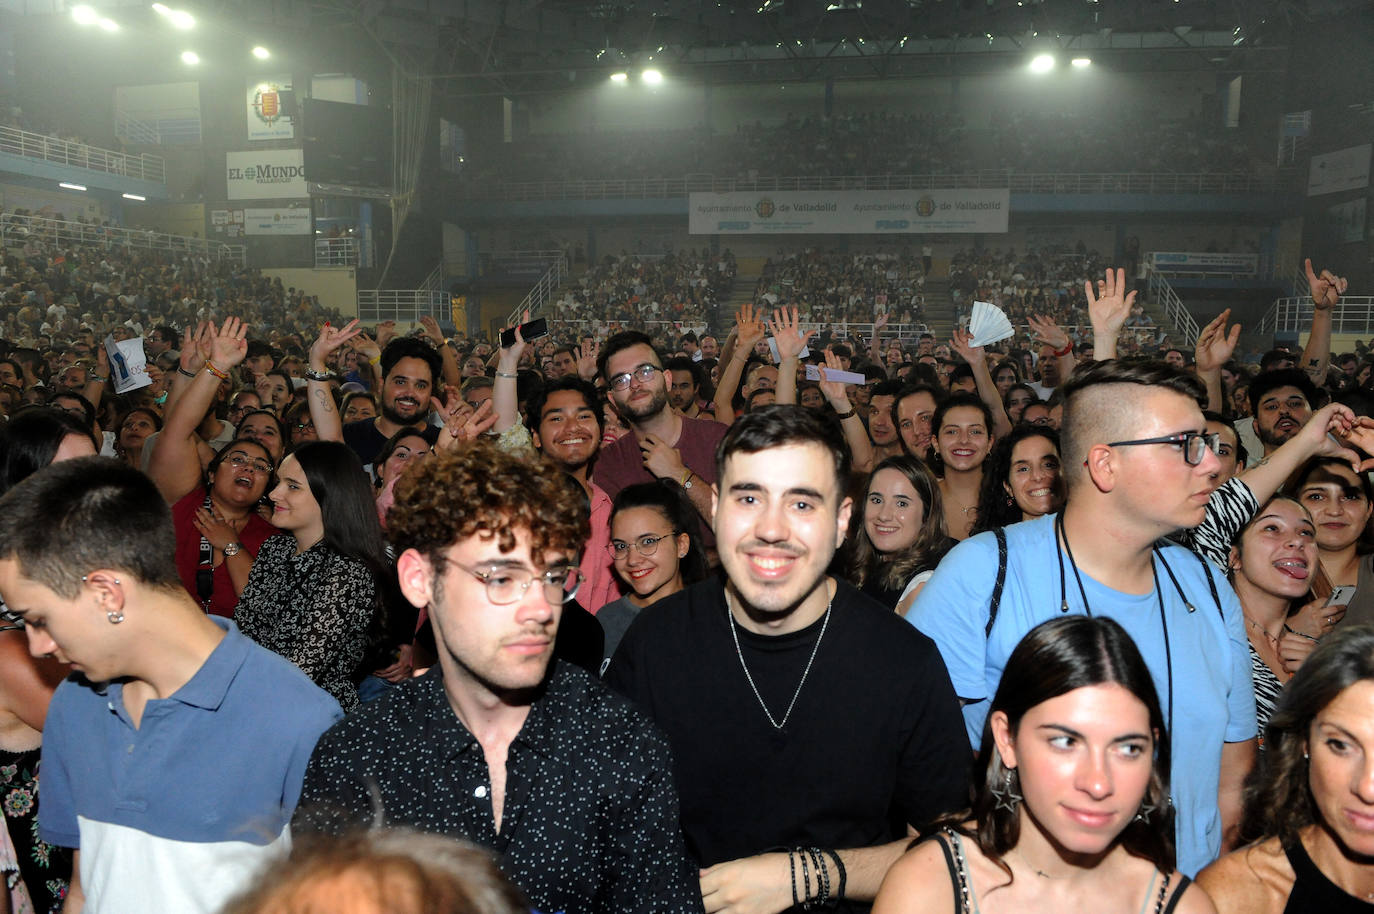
[498,310,530,371]
[734,303,766,353]
[1085,267,1137,342]
[178,322,209,374]
[351,331,382,366]
[1027,314,1069,353]
[949,327,984,366]
[375,319,398,349]
[766,305,815,362]
[1306,257,1348,310]
[417,314,445,346]
[1194,308,1241,374]
[207,317,248,369]
[816,347,853,409]
[575,338,600,381]
[309,319,365,372]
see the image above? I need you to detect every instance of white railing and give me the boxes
[356,289,451,324]
[114,111,161,146]
[0,211,241,262]
[460,171,1285,202]
[420,264,443,293]
[508,254,568,327]
[0,124,166,184]
[1145,265,1201,346]
[1260,297,1374,335]
[315,237,370,268]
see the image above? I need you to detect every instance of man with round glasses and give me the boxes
[294,442,701,914]
[594,331,727,530]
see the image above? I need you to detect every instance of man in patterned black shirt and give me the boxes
[293,442,702,914]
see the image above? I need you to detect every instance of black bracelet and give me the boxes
[799,846,810,906]
[811,847,829,908]
[176,365,197,379]
[789,850,799,909]
[826,849,846,901]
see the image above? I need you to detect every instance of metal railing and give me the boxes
[508,254,568,327]
[1145,265,1201,346]
[459,171,1285,202]
[356,289,451,324]
[550,317,929,340]
[0,124,166,184]
[0,211,241,262]
[1259,297,1374,335]
[315,237,371,268]
[114,112,161,146]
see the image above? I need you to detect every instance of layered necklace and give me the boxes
[726,589,833,732]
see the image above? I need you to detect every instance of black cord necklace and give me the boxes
[1056,513,1182,741]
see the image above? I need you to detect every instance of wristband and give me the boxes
[204,361,229,381]
[176,365,197,379]
[495,370,518,379]
[88,375,106,384]
[304,368,335,382]
[368,354,382,366]
[1051,341,1073,358]
[833,407,856,420]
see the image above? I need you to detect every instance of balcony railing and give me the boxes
[458,171,1285,202]
[315,237,373,268]
[0,212,241,262]
[357,289,451,324]
[1259,297,1374,335]
[0,124,166,184]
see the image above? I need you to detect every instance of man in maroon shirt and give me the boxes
[593,332,726,533]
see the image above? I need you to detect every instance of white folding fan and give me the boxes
[968,300,1014,348]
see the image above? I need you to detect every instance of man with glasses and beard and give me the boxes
[593,332,726,528]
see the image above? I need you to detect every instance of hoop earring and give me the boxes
[991,766,1022,814]
[106,608,125,624]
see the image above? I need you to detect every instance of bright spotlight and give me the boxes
[181,50,200,64]
[609,71,628,83]
[122,193,146,201]
[97,17,119,31]
[252,46,271,59]
[641,69,663,85]
[59,183,88,191]
[151,2,169,11]
[168,9,194,28]
[1071,57,1092,68]
[1029,54,1055,73]
[71,5,99,25]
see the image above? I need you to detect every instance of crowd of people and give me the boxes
[754,249,928,326]
[5,197,1374,914]
[460,107,1270,187]
[548,249,737,334]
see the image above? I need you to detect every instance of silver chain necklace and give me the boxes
[726,590,833,731]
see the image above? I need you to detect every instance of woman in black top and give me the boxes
[1200,625,1374,913]
[845,455,951,613]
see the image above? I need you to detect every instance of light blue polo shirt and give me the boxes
[907,514,1257,877]
[39,618,341,913]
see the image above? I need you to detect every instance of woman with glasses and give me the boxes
[284,399,318,451]
[598,480,710,664]
[149,318,277,618]
[234,441,403,711]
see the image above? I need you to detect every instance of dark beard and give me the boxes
[616,386,669,423]
[382,398,428,426]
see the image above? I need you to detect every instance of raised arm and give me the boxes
[714,304,766,421]
[419,315,462,388]
[867,311,889,365]
[1194,309,1241,413]
[148,318,247,503]
[1028,313,1078,384]
[1085,267,1136,361]
[951,328,1012,439]
[308,320,367,443]
[819,347,875,473]
[493,314,529,434]
[1301,257,1347,386]
[767,305,815,406]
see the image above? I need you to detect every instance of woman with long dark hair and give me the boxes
[598,480,709,662]
[846,455,952,613]
[1199,625,1374,912]
[874,616,1206,914]
[971,426,1065,534]
[234,440,400,711]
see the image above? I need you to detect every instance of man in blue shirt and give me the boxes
[0,458,341,914]
[908,358,1257,876]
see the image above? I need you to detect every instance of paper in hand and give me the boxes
[805,364,867,385]
[105,334,152,394]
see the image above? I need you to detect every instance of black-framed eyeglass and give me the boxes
[445,559,584,605]
[609,364,663,391]
[1106,431,1219,466]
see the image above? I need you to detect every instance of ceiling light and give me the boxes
[122,193,146,201]
[642,69,663,84]
[168,9,194,28]
[1029,54,1055,73]
[252,46,270,59]
[181,50,200,64]
[59,183,87,191]
[1071,57,1092,68]
[71,5,99,25]
[97,17,119,31]
[609,71,628,83]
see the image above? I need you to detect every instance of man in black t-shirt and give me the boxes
[338,337,443,467]
[606,405,969,914]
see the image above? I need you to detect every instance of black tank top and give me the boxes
[1284,838,1374,913]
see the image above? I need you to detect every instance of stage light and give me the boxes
[610,71,628,83]
[122,193,146,201]
[153,4,195,28]
[71,5,99,25]
[1071,57,1092,68]
[59,183,87,191]
[642,69,663,85]
[97,18,119,31]
[252,46,271,59]
[181,50,200,64]
[1029,54,1055,73]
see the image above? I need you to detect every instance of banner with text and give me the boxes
[689,189,1009,234]
[1148,252,1260,274]
[226,149,307,200]
[247,76,294,141]
[243,206,311,235]
[1308,144,1371,197]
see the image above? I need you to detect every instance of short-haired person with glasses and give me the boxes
[594,331,728,530]
[909,360,1258,876]
[293,442,702,914]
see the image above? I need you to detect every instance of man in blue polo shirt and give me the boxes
[0,458,341,914]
